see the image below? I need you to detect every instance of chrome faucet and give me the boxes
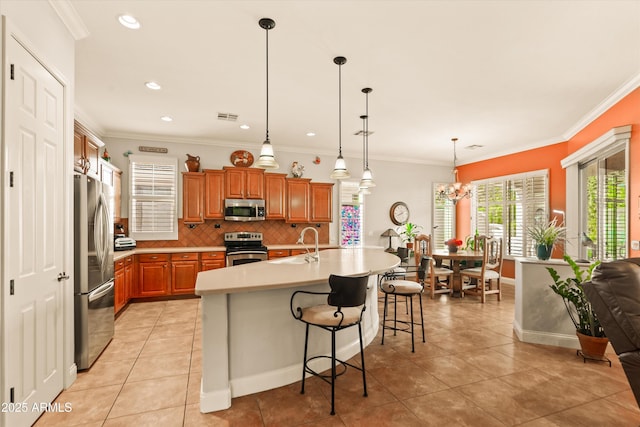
[297,226,319,262]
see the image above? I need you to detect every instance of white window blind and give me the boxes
[129,155,178,241]
[472,170,548,257]
[433,183,455,250]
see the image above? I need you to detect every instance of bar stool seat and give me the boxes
[290,273,370,416]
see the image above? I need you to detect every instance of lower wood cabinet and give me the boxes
[137,254,170,297]
[201,251,226,271]
[290,249,308,256]
[171,252,199,294]
[114,255,134,314]
[267,249,290,259]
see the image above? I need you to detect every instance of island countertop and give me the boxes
[195,248,400,295]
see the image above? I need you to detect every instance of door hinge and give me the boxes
[10,387,14,403]
[9,171,14,187]
[10,64,15,80]
[10,279,14,295]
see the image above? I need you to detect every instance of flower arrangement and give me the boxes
[445,238,463,252]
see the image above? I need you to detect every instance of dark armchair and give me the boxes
[583,257,640,408]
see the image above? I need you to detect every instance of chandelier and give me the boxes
[437,137,472,204]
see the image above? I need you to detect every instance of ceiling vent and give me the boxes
[353,130,374,136]
[465,144,484,150]
[217,112,239,122]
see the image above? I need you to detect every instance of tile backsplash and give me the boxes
[117,218,329,248]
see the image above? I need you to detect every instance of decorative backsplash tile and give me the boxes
[117,218,329,248]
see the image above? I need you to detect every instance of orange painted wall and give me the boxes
[456,86,640,279]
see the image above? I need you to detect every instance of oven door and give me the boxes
[226,251,268,266]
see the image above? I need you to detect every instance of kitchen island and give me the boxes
[194,248,399,413]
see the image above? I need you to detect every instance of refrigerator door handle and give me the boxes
[88,279,114,303]
[99,193,110,273]
[94,194,103,269]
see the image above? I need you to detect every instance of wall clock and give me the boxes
[389,201,410,225]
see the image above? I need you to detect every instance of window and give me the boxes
[433,183,455,250]
[579,149,626,261]
[339,181,363,247]
[471,170,548,257]
[128,155,178,241]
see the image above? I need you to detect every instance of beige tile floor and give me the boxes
[35,286,640,426]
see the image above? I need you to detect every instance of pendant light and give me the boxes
[359,87,375,188]
[254,18,279,169]
[330,56,350,179]
[358,114,371,194]
[436,137,472,204]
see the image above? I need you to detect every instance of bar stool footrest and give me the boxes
[304,355,362,385]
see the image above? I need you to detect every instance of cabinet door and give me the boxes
[245,168,265,199]
[138,256,169,297]
[224,168,245,199]
[310,183,334,222]
[171,260,199,294]
[265,173,286,219]
[85,137,100,178]
[73,130,85,172]
[113,171,122,223]
[183,172,205,223]
[201,252,225,271]
[114,260,126,314]
[204,170,225,219]
[123,258,133,304]
[201,260,225,271]
[286,178,311,223]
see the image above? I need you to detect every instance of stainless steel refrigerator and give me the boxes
[74,173,115,370]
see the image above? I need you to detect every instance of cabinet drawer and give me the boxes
[171,252,199,261]
[124,255,133,265]
[115,259,126,270]
[137,253,170,263]
[201,252,225,260]
[268,249,290,258]
[290,249,308,256]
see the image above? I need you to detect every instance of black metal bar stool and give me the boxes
[290,273,370,415]
[380,257,426,352]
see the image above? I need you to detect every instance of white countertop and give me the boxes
[195,248,400,295]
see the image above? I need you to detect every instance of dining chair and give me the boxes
[414,234,453,298]
[460,236,503,303]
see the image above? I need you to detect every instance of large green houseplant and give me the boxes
[546,254,607,357]
[398,222,422,248]
[527,218,566,260]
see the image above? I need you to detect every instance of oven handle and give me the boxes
[226,250,268,256]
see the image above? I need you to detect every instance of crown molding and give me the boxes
[48,0,89,40]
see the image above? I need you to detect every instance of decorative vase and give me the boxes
[447,245,458,253]
[576,331,609,359]
[185,154,200,172]
[536,244,552,260]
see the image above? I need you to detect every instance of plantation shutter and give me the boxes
[129,155,178,241]
[433,183,455,250]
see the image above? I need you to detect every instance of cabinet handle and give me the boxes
[151,256,158,259]
[182,255,189,258]
[85,160,91,171]
[164,264,167,268]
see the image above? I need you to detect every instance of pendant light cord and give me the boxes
[265,27,270,143]
[365,92,369,169]
[338,62,342,157]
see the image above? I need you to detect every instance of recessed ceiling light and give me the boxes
[145,81,161,90]
[240,124,250,130]
[306,132,316,137]
[118,14,141,30]
[160,116,173,122]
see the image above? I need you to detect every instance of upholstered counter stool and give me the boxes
[380,257,426,352]
[289,273,370,415]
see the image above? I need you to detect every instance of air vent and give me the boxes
[465,144,484,150]
[217,113,239,122]
[353,130,375,136]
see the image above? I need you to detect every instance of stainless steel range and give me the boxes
[224,231,268,266]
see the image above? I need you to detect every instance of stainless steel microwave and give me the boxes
[224,199,266,221]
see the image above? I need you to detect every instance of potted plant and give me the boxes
[546,254,607,358]
[527,218,566,260]
[398,222,421,249]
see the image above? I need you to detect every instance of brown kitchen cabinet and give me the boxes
[310,182,334,223]
[74,121,102,177]
[224,167,264,199]
[286,178,311,223]
[170,253,200,294]
[183,172,205,224]
[113,170,122,223]
[290,249,308,256]
[204,169,225,219]
[123,255,133,303]
[200,251,226,271]
[114,259,126,314]
[136,254,170,297]
[264,173,287,220]
[267,249,290,259]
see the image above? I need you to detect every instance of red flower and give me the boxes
[445,238,463,246]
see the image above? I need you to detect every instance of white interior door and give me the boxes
[3,34,65,427]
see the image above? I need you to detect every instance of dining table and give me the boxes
[432,249,483,297]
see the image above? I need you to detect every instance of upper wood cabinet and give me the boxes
[286,178,311,223]
[204,169,225,219]
[74,121,103,178]
[264,173,287,220]
[224,167,264,199]
[310,182,334,223]
[113,170,122,223]
[182,172,205,224]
